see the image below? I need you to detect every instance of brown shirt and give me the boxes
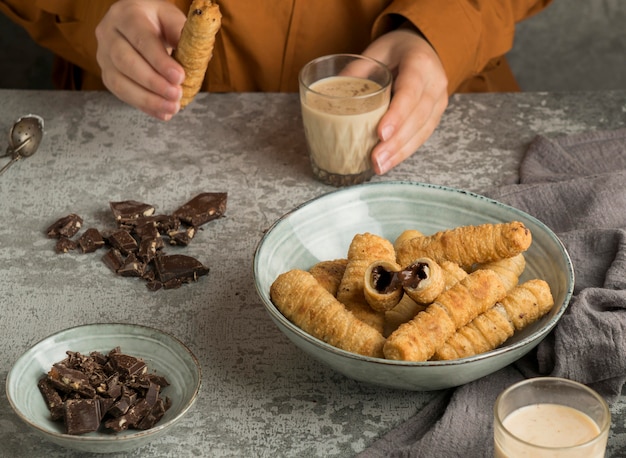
[0,0,551,94]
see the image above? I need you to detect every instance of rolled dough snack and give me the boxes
[363,259,403,312]
[383,269,507,361]
[337,233,396,333]
[308,259,348,296]
[475,253,526,292]
[173,0,222,108]
[270,269,385,358]
[433,279,553,360]
[396,221,532,268]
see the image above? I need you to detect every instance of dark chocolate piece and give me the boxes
[48,364,96,398]
[134,214,180,235]
[154,254,210,284]
[37,378,65,421]
[64,398,102,435]
[55,237,77,254]
[117,253,146,277]
[135,398,167,430]
[101,248,124,273]
[168,226,196,246]
[108,352,147,377]
[108,387,137,417]
[78,228,105,253]
[46,214,83,239]
[110,200,155,224]
[108,229,138,255]
[172,192,227,227]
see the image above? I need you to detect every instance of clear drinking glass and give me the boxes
[494,377,611,457]
[299,54,392,187]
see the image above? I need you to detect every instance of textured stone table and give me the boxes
[0,89,624,457]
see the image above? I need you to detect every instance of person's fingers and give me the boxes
[362,30,449,174]
[95,0,187,120]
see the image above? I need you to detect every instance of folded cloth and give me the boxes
[359,129,626,458]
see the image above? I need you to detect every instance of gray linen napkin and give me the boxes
[359,129,626,458]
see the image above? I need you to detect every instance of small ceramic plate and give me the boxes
[254,181,574,391]
[6,323,201,453]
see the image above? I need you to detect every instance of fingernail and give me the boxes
[374,150,390,175]
[165,85,182,101]
[381,124,394,142]
[166,68,184,85]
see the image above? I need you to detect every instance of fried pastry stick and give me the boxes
[393,229,424,252]
[308,259,348,296]
[432,279,553,360]
[363,259,404,312]
[475,253,526,292]
[383,294,423,338]
[395,221,532,269]
[383,269,507,361]
[173,0,222,108]
[337,233,395,333]
[270,269,385,358]
[382,260,469,336]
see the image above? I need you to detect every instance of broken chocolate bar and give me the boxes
[55,237,77,254]
[64,399,102,435]
[39,348,171,435]
[46,214,83,239]
[78,228,105,253]
[172,192,227,227]
[107,229,138,255]
[110,200,155,224]
[154,254,210,284]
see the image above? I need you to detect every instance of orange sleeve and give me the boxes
[373,0,553,94]
[0,1,119,78]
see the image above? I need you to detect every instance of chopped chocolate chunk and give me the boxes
[135,214,180,235]
[146,280,163,291]
[46,214,83,239]
[117,253,146,277]
[136,398,167,430]
[78,228,105,253]
[168,226,196,246]
[38,378,65,421]
[172,192,227,227]
[48,364,96,398]
[64,399,102,435]
[110,200,155,224]
[55,237,77,254]
[101,248,124,273]
[107,387,137,417]
[108,352,147,377]
[154,254,210,284]
[108,229,138,255]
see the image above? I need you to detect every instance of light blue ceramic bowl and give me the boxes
[6,323,201,453]
[254,181,574,391]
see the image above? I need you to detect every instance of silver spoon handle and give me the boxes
[0,157,19,177]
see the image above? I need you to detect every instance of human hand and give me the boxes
[362,28,449,175]
[95,0,186,120]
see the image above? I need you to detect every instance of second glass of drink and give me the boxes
[299,54,392,187]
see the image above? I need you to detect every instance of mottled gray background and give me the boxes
[0,0,625,91]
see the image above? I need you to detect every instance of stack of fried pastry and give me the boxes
[269,221,554,361]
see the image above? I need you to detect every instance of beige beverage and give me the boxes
[301,75,390,185]
[495,403,606,457]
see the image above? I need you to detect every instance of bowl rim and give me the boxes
[6,322,202,443]
[254,180,575,367]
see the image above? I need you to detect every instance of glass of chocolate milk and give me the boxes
[299,54,392,187]
[494,377,611,457]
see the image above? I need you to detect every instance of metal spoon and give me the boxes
[0,114,45,177]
